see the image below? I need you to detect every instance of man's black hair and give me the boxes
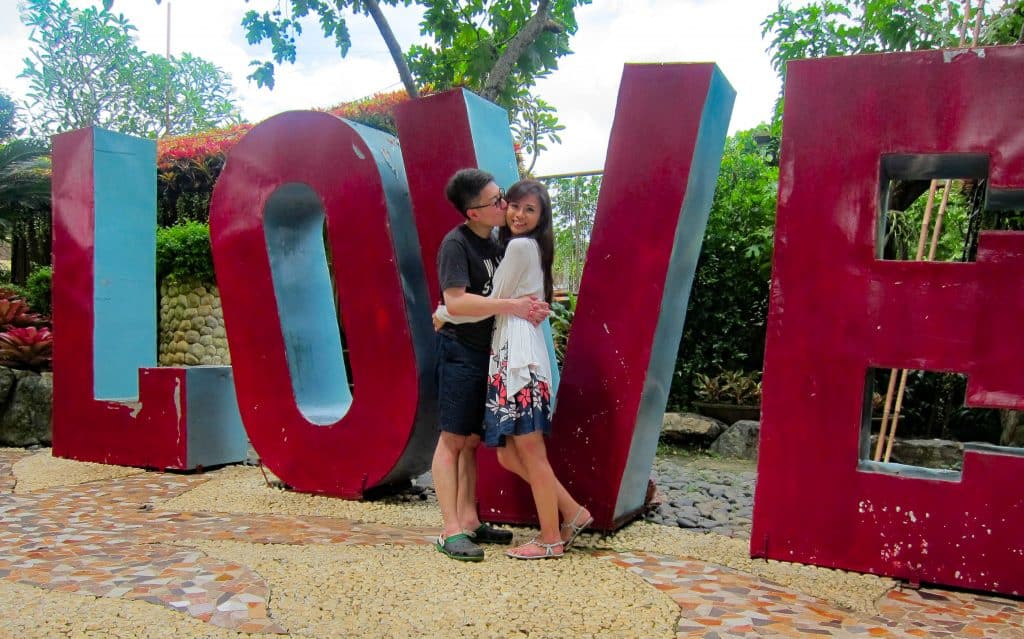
[445,168,495,219]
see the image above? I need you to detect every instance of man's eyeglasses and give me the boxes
[466,189,506,211]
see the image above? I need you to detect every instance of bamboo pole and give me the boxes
[878,1,984,462]
[927,181,953,262]
[914,181,939,261]
[874,183,937,461]
[873,370,900,460]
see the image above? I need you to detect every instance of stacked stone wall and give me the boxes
[158,277,231,366]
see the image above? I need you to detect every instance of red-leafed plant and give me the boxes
[0,326,53,372]
[0,297,47,330]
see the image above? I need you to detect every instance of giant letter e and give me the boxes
[753,47,1024,597]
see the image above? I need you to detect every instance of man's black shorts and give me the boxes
[436,332,488,437]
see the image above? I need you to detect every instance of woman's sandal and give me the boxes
[560,507,594,550]
[505,538,565,560]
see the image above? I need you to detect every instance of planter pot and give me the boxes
[691,402,760,425]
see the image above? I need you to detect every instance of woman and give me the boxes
[435,179,592,559]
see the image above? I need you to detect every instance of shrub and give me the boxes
[549,293,576,366]
[23,265,51,316]
[156,221,215,284]
[693,370,762,406]
[670,129,778,410]
[0,297,47,331]
[0,326,52,371]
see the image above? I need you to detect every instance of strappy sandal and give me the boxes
[505,538,564,560]
[560,507,594,550]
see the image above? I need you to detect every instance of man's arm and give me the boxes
[443,288,538,320]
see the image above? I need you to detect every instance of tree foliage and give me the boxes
[243,1,585,99]
[671,130,779,409]
[0,92,19,142]
[984,0,1024,43]
[241,0,587,170]
[546,173,598,292]
[763,0,1022,87]
[0,138,51,239]
[512,95,564,175]
[762,0,964,82]
[19,0,241,137]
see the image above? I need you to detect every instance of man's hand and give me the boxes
[432,314,444,332]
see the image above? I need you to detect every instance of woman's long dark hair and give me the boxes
[499,179,554,304]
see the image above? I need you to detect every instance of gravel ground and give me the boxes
[0,579,281,639]
[159,453,892,616]
[12,449,144,493]
[177,540,678,639]
[3,447,895,636]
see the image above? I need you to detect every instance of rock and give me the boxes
[0,366,18,404]
[869,436,963,470]
[709,420,761,460]
[0,371,53,446]
[660,412,726,447]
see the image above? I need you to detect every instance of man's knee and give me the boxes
[435,432,469,462]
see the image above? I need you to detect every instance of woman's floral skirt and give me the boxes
[483,342,552,448]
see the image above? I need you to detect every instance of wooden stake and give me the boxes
[914,181,939,260]
[878,178,942,459]
[874,371,900,461]
[884,368,911,462]
[927,180,953,262]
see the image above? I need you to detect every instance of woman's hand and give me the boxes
[524,299,551,327]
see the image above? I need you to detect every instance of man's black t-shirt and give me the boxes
[436,224,503,352]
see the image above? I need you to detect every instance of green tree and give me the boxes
[19,0,241,137]
[241,0,587,170]
[0,91,18,142]
[671,130,779,409]
[512,95,564,175]
[0,139,50,237]
[0,138,52,284]
[984,0,1024,43]
[763,0,963,81]
[546,173,598,292]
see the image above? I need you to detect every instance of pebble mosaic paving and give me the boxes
[0,449,1019,637]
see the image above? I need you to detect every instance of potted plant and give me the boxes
[692,370,761,424]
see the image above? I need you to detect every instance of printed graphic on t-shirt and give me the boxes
[481,257,499,296]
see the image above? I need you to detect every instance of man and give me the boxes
[432,168,549,561]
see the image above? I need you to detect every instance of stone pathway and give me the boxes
[644,454,756,539]
[0,448,1020,637]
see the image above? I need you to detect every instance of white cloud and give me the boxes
[530,0,783,174]
[0,0,785,173]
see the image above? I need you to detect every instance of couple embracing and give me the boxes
[430,169,592,561]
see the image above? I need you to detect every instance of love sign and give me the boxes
[52,63,735,529]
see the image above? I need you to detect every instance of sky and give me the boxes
[0,0,787,175]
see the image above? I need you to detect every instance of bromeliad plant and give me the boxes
[0,296,47,330]
[0,288,53,371]
[693,370,762,406]
[0,326,52,371]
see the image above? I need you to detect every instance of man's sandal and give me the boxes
[561,507,594,550]
[505,538,564,560]
[435,532,484,562]
[467,522,513,545]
